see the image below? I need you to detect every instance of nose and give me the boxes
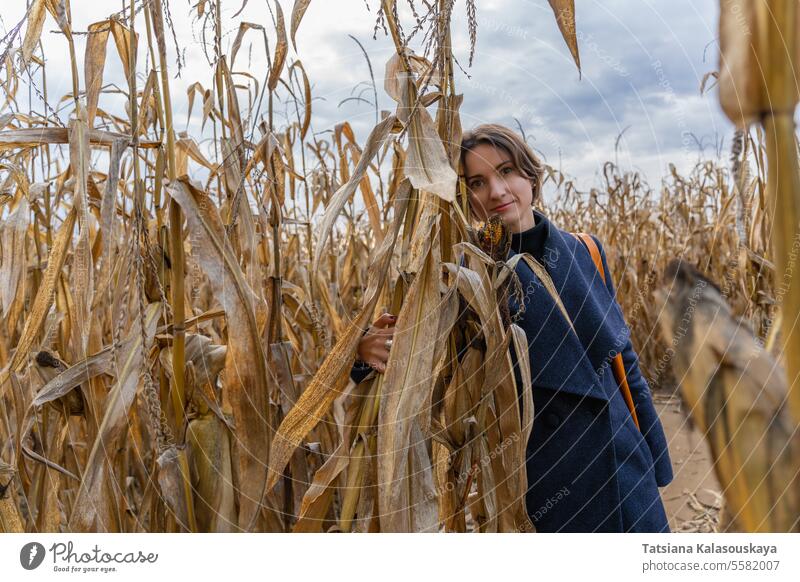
[488,175,510,201]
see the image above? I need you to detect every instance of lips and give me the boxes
[493,201,513,211]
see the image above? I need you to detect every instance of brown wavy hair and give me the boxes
[460,123,544,211]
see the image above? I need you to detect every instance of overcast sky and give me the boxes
[2,0,728,193]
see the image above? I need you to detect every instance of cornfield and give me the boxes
[0,0,797,534]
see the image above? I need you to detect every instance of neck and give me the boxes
[509,210,549,259]
[510,211,535,233]
[509,208,537,233]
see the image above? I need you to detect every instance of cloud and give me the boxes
[1,0,730,188]
[451,0,728,186]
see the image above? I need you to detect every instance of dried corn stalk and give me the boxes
[655,260,800,532]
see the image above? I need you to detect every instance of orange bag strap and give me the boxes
[571,233,641,431]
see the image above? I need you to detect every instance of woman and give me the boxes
[351,123,673,533]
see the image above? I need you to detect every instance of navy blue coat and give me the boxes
[351,209,673,532]
[506,210,673,532]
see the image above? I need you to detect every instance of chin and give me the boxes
[502,210,525,223]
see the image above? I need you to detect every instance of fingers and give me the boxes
[372,312,397,329]
[368,325,395,338]
[358,314,396,374]
[371,343,392,373]
[357,321,393,359]
[358,351,387,374]
[364,335,392,359]
[361,330,393,352]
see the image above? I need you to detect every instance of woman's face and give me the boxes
[463,143,535,233]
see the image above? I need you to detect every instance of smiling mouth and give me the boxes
[493,201,513,211]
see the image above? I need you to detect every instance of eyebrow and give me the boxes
[464,160,512,181]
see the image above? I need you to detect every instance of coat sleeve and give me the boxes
[349,327,375,385]
[592,235,674,487]
[350,360,374,384]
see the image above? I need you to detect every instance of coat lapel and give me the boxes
[508,211,629,401]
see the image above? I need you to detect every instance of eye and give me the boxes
[501,166,513,175]
[469,179,483,189]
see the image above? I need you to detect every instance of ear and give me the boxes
[530,178,541,201]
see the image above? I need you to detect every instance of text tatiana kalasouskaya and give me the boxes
[642,543,777,557]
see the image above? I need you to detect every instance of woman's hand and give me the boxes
[355,313,397,373]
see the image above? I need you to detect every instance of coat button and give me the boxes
[544,411,562,428]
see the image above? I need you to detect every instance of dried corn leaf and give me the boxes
[391,64,456,201]
[292,380,362,532]
[0,480,24,533]
[378,200,441,532]
[0,194,28,317]
[186,411,236,532]
[109,19,136,87]
[156,446,195,532]
[656,263,800,532]
[230,22,265,68]
[0,127,158,150]
[268,2,288,92]
[68,303,160,532]
[547,0,581,74]
[718,0,800,126]
[0,207,76,396]
[21,0,48,65]
[312,113,396,275]
[290,0,312,49]
[32,346,114,407]
[167,177,275,532]
[99,138,125,273]
[68,117,94,358]
[289,61,312,140]
[444,254,531,531]
[85,21,111,127]
[45,0,71,39]
[407,421,439,531]
[268,179,411,490]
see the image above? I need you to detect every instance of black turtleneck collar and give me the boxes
[510,208,550,262]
